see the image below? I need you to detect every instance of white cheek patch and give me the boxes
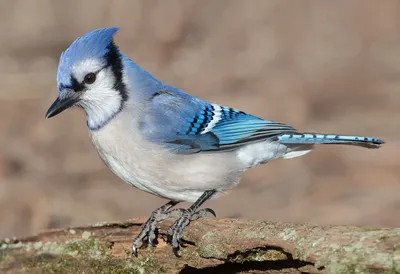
[79,67,123,130]
[88,67,115,91]
[72,58,106,83]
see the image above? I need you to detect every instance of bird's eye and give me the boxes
[84,73,96,84]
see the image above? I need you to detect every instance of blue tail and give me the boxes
[278,133,384,149]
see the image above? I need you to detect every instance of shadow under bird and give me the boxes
[45,27,384,257]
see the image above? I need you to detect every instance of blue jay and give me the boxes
[46,27,384,256]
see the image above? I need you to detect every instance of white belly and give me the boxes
[88,113,312,202]
[89,118,243,202]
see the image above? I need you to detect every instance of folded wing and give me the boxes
[139,88,296,154]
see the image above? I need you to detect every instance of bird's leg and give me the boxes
[166,190,216,257]
[132,200,180,256]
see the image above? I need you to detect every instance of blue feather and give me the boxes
[138,88,385,153]
[57,27,120,89]
[279,133,384,148]
[139,89,296,154]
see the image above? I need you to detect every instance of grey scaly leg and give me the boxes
[166,190,216,257]
[132,200,180,256]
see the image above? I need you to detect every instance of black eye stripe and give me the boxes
[71,75,84,92]
[63,40,127,100]
[68,65,108,92]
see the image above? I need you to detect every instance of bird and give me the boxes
[46,27,384,257]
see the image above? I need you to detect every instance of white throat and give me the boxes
[80,90,123,130]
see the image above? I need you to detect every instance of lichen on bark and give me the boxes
[0,218,398,274]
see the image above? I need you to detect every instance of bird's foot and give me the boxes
[165,208,216,257]
[132,202,181,256]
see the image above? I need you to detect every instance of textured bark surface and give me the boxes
[0,218,399,274]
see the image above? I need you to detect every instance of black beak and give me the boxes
[45,96,79,119]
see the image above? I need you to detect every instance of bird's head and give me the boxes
[46,27,128,130]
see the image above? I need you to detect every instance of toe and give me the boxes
[171,233,182,257]
[204,208,217,217]
[148,232,158,247]
[191,208,216,220]
[177,238,187,248]
[132,244,139,257]
[172,246,181,257]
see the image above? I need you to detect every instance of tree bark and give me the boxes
[0,218,399,273]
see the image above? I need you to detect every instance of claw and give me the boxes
[204,208,217,217]
[178,239,187,248]
[191,208,217,220]
[147,228,158,246]
[132,245,138,257]
[130,201,181,256]
[163,191,216,256]
[172,246,181,258]
[132,236,143,257]
[180,238,195,246]
[148,239,157,247]
[165,207,218,255]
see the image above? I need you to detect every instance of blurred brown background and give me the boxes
[0,0,399,239]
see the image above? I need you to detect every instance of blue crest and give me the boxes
[56,27,120,89]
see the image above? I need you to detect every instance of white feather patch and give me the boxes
[72,58,105,83]
[78,67,123,129]
[282,150,312,159]
[201,104,222,134]
[237,142,313,168]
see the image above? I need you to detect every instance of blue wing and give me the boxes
[139,88,296,154]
